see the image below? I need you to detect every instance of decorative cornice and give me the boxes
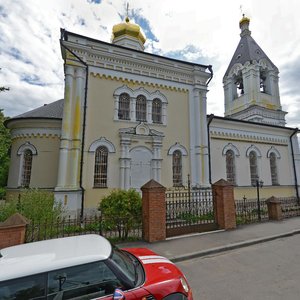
[11,128,61,139]
[63,39,210,89]
[210,127,289,145]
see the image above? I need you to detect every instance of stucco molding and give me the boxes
[267,146,281,159]
[168,142,188,156]
[246,145,262,158]
[17,142,38,155]
[11,128,61,139]
[222,143,240,157]
[210,127,288,145]
[88,137,116,153]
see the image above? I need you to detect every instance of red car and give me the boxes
[0,234,193,300]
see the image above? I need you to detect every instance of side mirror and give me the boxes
[113,288,125,300]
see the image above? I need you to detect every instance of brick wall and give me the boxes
[0,213,29,249]
[141,179,166,242]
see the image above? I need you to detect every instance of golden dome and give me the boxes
[239,14,250,27]
[112,17,146,44]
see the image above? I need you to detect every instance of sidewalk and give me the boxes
[118,217,300,262]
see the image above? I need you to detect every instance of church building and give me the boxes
[5,15,300,215]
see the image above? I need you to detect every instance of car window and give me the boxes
[111,249,136,282]
[0,274,46,300]
[47,261,123,299]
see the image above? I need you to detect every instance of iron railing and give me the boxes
[235,198,269,224]
[278,197,300,218]
[25,215,142,243]
[166,188,215,230]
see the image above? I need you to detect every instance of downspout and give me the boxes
[60,29,88,220]
[205,65,214,185]
[207,114,214,184]
[206,65,213,85]
[290,128,299,201]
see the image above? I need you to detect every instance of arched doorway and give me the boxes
[130,147,152,190]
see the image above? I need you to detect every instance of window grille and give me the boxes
[118,93,130,120]
[94,146,108,188]
[270,153,279,185]
[249,151,258,185]
[152,98,162,123]
[21,150,33,187]
[136,95,147,122]
[226,150,236,185]
[173,150,182,186]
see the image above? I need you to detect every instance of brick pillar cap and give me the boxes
[0,213,30,228]
[213,179,233,187]
[141,179,166,191]
[266,196,280,204]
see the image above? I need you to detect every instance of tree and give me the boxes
[0,109,11,198]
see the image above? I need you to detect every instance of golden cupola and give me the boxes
[112,16,146,51]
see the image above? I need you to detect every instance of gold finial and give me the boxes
[125,2,130,22]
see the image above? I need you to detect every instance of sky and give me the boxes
[0,0,300,127]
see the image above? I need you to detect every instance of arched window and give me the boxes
[226,150,236,185]
[270,153,279,185]
[152,98,162,123]
[118,93,130,120]
[249,151,258,186]
[173,150,182,186]
[21,149,33,187]
[136,95,147,122]
[94,146,108,188]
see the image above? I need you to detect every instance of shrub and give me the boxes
[0,189,63,223]
[98,189,142,239]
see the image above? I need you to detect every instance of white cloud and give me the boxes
[0,0,299,127]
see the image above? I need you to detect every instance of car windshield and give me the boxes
[110,248,136,283]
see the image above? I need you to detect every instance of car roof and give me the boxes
[0,234,112,281]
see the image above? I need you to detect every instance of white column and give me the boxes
[147,100,152,123]
[188,89,197,186]
[56,65,74,189]
[162,103,167,125]
[120,137,131,189]
[193,88,201,186]
[70,67,86,188]
[199,90,210,187]
[131,97,136,121]
[114,96,119,120]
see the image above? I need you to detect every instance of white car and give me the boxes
[0,234,193,300]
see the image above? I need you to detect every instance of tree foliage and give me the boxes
[98,189,142,239]
[0,189,63,222]
[0,109,11,197]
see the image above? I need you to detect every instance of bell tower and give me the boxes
[223,16,287,126]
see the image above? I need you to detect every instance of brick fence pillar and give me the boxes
[212,179,236,230]
[0,213,29,249]
[141,179,166,242]
[266,196,283,221]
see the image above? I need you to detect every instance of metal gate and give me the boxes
[166,188,217,237]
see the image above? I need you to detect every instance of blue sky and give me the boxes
[0,0,300,127]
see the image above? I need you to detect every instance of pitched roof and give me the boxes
[12,99,64,120]
[224,30,277,78]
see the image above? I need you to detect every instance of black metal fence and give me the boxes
[236,196,300,224]
[25,215,142,243]
[279,197,300,218]
[165,188,217,236]
[235,198,269,224]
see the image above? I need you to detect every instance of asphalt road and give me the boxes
[177,235,300,300]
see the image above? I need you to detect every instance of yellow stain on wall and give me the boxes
[73,98,81,138]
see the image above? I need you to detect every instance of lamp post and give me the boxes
[253,178,264,221]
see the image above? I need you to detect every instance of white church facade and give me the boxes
[5,16,300,215]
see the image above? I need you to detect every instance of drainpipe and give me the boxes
[290,128,299,201]
[207,114,215,184]
[60,30,88,220]
[206,65,213,86]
